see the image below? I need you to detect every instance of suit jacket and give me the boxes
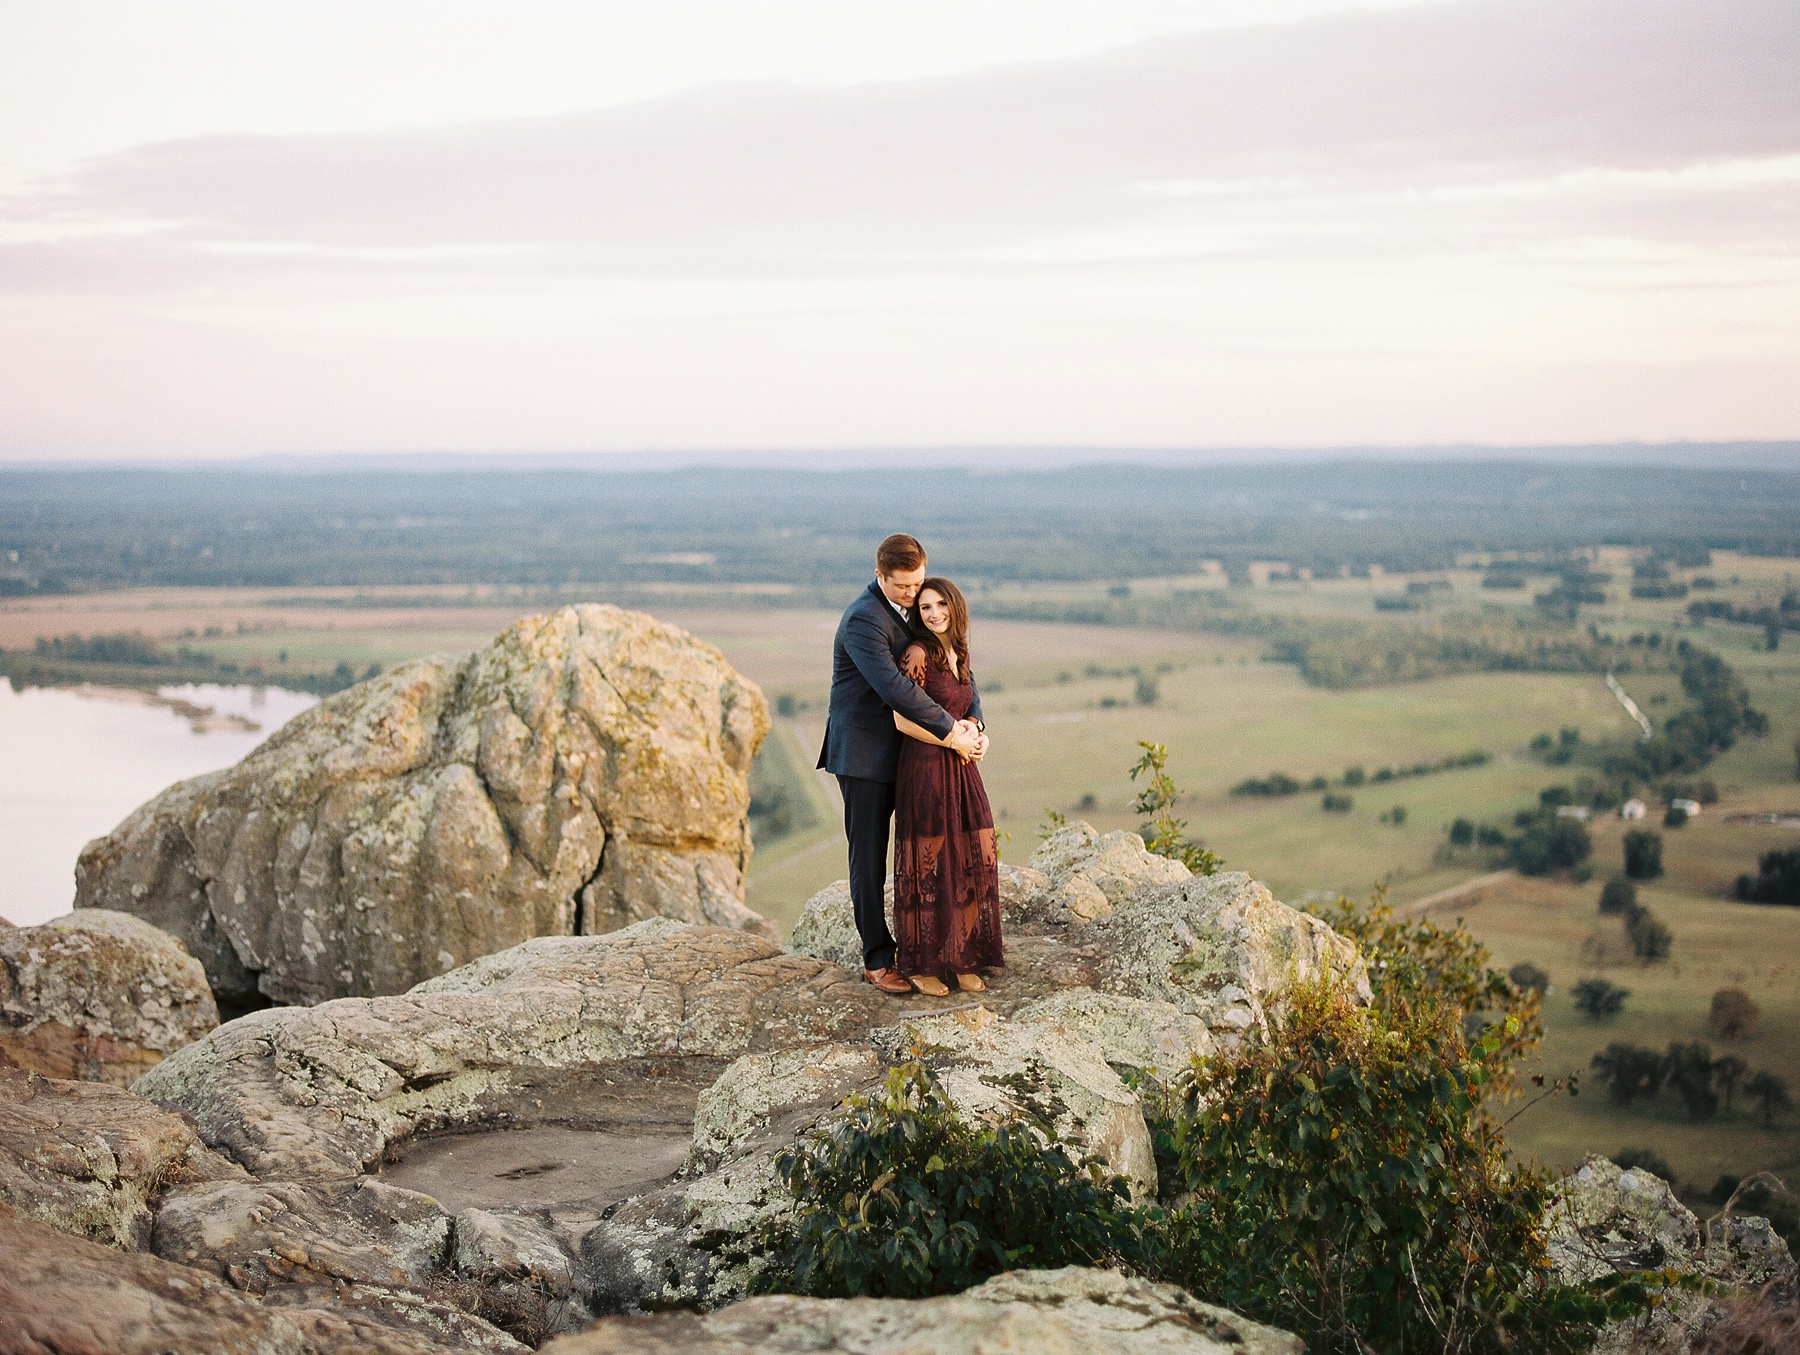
[817,581,983,782]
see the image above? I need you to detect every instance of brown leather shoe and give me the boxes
[864,967,912,995]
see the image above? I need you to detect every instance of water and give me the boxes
[0,679,317,927]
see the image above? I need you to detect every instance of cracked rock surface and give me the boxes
[0,1065,243,1249]
[0,908,219,1085]
[541,1265,1304,1355]
[73,605,773,1007]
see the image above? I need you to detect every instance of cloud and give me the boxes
[0,0,1794,455]
[9,0,1795,277]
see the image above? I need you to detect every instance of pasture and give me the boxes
[4,554,1798,1192]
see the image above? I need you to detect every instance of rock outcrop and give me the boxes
[73,605,773,1007]
[0,1065,243,1249]
[127,919,1244,1323]
[790,822,1368,1049]
[540,1266,1304,1355]
[0,1208,522,1355]
[1,909,218,1084]
[1547,1155,1797,1354]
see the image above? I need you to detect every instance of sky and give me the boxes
[1,0,1797,462]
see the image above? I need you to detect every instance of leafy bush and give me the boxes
[1598,874,1637,915]
[1663,804,1688,828]
[1665,1042,1719,1120]
[1449,816,1475,847]
[1623,829,1664,879]
[1320,792,1353,813]
[1146,895,1630,1353]
[1708,988,1761,1041]
[1342,764,1366,785]
[751,1060,1145,1298]
[1574,977,1630,1021]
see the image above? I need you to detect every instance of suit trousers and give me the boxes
[837,774,897,971]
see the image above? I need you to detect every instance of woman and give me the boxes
[890,577,1004,996]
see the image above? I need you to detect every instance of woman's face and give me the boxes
[917,588,951,635]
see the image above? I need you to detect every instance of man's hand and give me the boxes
[944,720,981,757]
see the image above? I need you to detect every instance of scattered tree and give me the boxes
[1613,1146,1675,1182]
[1733,847,1800,906]
[1746,1072,1794,1128]
[1574,977,1630,1022]
[1708,988,1762,1042]
[1623,829,1664,880]
[1663,804,1688,828]
[1449,816,1475,847]
[1665,1042,1719,1120]
[1598,875,1637,916]
[1511,817,1592,875]
[1321,792,1353,813]
[1713,1055,1749,1113]
[1590,1043,1662,1105]
[1626,906,1673,963]
[1508,962,1549,995]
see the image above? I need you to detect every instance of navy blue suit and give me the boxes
[818,580,983,970]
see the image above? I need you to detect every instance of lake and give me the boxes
[0,679,317,927]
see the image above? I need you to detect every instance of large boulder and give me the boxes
[73,605,773,1007]
[541,1265,1303,1355]
[0,1065,244,1249]
[1546,1155,1797,1354]
[0,909,218,1085]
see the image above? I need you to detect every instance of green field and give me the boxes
[5,551,1798,1197]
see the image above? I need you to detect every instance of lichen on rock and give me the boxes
[0,909,219,1085]
[74,605,774,1007]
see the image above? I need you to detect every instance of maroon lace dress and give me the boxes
[893,643,1004,977]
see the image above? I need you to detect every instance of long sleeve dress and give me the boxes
[892,643,1004,977]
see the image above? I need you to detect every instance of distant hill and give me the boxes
[1,452,1797,592]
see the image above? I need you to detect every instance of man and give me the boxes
[819,533,987,993]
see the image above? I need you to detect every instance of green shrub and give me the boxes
[1321,792,1353,813]
[1146,976,1621,1352]
[1449,816,1475,847]
[751,1059,1145,1298]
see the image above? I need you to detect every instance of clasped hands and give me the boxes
[945,719,989,763]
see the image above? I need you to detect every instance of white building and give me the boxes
[1671,797,1702,816]
[1620,799,1648,820]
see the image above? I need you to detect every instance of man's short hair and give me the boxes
[876,533,926,576]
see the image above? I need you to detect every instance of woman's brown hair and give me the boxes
[908,577,972,680]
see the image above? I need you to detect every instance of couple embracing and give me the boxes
[817,534,1004,997]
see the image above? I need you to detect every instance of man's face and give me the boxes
[878,565,926,610]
